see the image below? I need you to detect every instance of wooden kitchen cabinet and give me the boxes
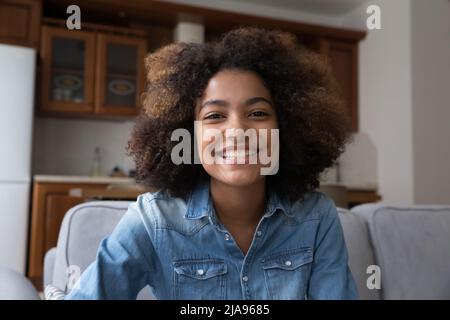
[39,21,147,118]
[95,33,147,116]
[318,38,359,132]
[40,26,96,113]
[348,189,382,208]
[0,0,41,48]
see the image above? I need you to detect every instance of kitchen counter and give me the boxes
[320,181,379,191]
[33,174,136,184]
[33,175,379,191]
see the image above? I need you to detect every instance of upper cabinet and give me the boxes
[285,36,359,132]
[40,26,95,113]
[318,39,359,132]
[95,34,146,116]
[39,22,147,118]
[0,0,41,48]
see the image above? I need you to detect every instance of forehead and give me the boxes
[201,69,271,99]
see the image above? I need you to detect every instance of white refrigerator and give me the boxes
[0,44,36,274]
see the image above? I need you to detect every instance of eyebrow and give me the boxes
[200,96,273,110]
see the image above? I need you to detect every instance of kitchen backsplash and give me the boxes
[32,117,379,188]
[32,117,136,176]
[320,131,378,188]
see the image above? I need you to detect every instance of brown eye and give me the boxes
[250,111,269,118]
[204,113,224,120]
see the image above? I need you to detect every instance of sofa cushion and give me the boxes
[352,203,450,299]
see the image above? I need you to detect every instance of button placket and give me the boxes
[238,218,267,299]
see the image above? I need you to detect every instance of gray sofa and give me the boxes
[1,200,449,300]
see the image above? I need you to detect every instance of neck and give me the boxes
[209,178,267,228]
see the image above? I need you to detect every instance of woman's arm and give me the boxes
[307,195,359,300]
[65,200,158,300]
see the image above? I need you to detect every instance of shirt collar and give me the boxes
[185,180,213,219]
[264,185,294,218]
[185,180,293,220]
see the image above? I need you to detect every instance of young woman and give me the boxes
[65,27,358,300]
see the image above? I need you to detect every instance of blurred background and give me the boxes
[0,0,449,294]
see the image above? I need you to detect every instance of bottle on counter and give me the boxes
[109,166,127,177]
[90,146,104,177]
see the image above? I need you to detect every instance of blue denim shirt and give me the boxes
[65,181,358,300]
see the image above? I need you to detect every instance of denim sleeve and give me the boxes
[65,200,157,300]
[307,195,359,300]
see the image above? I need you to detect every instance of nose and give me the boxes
[222,113,248,145]
[224,112,248,132]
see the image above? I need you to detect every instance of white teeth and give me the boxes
[222,150,257,159]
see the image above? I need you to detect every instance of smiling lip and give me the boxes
[213,145,259,165]
[218,145,258,159]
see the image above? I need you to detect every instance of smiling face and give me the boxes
[195,69,279,187]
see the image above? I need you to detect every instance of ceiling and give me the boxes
[228,0,364,15]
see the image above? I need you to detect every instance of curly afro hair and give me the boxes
[126,27,351,202]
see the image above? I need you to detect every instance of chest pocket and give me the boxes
[261,247,313,299]
[173,259,227,299]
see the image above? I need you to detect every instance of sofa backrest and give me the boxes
[52,201,128,291]
[351,203,450,300]
[50,200,155,299]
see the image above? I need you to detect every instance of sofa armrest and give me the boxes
[0,267,40,300]
[44,247,57,289]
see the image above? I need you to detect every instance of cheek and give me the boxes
[197,127,224,169]
[194,124,209,154]
[198,129,218,155]
[257,127,278,150]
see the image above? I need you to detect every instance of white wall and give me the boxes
[32,117,135,176]
[174,20,205,43]
[411,0,450,204]
[342,0,450,204]
[341,0,415,204]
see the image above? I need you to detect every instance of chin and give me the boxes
[213,165,264,187]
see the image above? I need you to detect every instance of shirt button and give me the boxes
[197,269,204,276]
[285,260,292,266]
[256,230,262,237]
[224,233,231,241]
[242,276,249,282]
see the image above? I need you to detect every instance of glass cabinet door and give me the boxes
[40,26,95,113]
[95,34,147,116]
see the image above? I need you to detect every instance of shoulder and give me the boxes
[132,190,203,235]
[289,190,337,221]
